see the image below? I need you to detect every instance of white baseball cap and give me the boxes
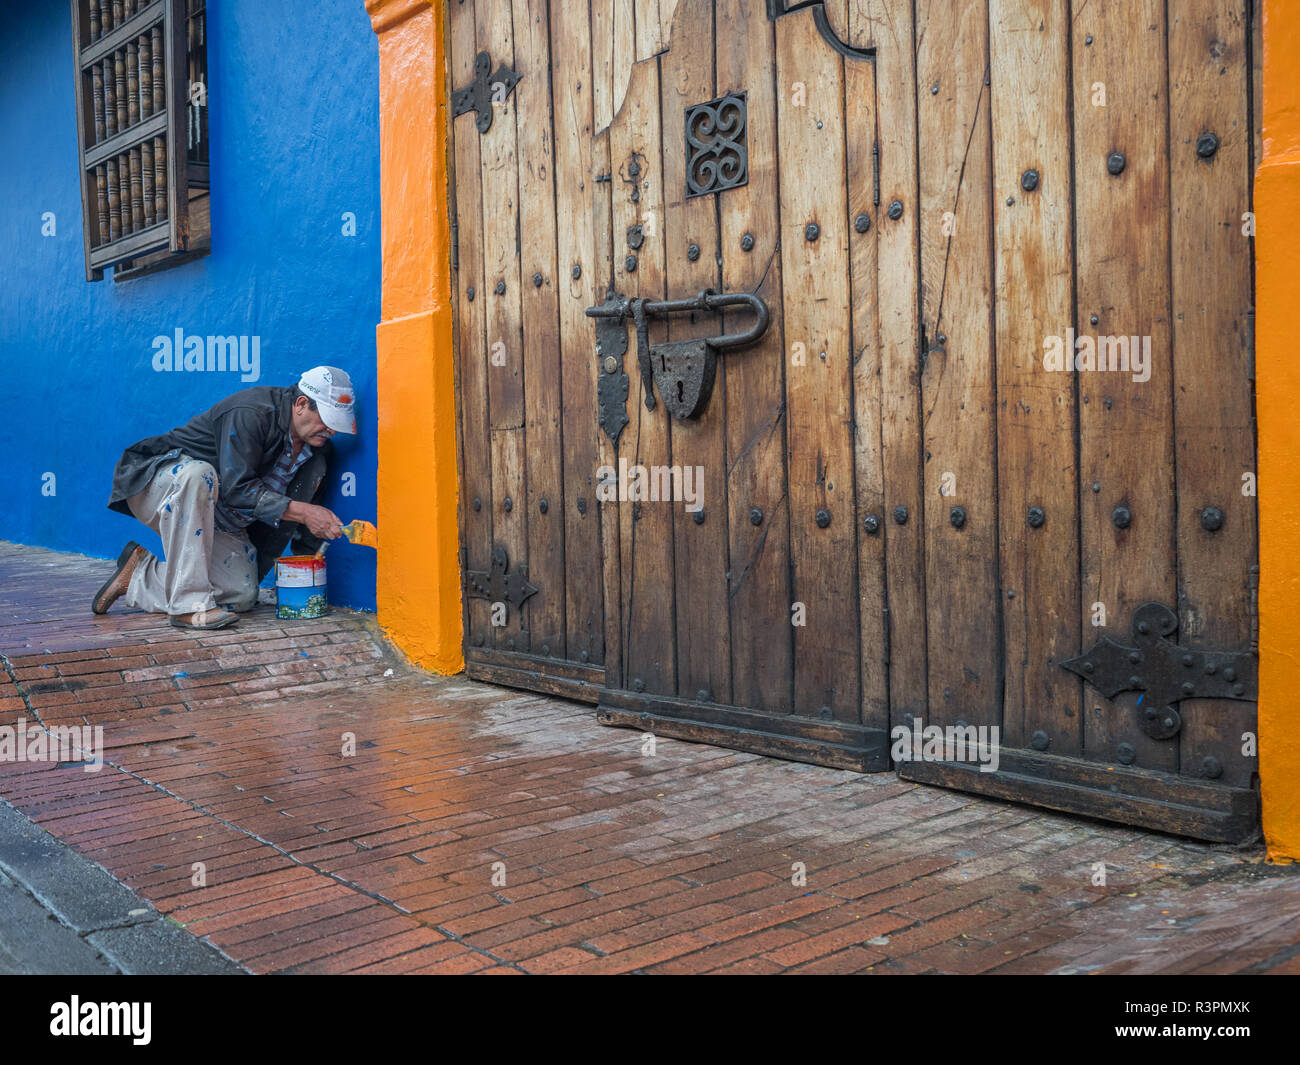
[297,366,357,434]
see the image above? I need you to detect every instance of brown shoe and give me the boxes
[92,541,147,615]
[169,608,239,630]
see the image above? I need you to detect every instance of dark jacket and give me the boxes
[108,385,332,581]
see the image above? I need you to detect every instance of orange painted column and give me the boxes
[1257,0,1300,860]
[365,0,463,674]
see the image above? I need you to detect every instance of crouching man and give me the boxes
[93,367,356,630]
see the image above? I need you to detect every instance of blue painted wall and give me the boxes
[0,0,380,611]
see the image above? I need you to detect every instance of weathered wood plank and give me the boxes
[773,7,860,721]
[717,0,794,715]
[916,0,1000,732]
[661,0,731,705]
[72,4,101,279]
[989,0,1080,752]
[475,0,528,651]
[1168,0,1257,788]
[593,0,622,685]
[599,704,886,772]
[1072,0,1177,771]
[843,2,887,730]
[488,429,528,650]
[467,645,605,684]
[598,687,890,771]
[1251,0,1262,176]
[610,55,676,696]
[899,749,1258,843]
[476,0,524,434]
[554,0,608,668]
[858,0,926,731]
[600,0,636,135]
[466,650,603,703]
[449,0,493,653]
[660,0,678,54]
[593,126,622,684]
[635,0,661,62]
[512,0,566,659]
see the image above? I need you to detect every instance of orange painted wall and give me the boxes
[1258,0,1300,860]
[366,0,463,675]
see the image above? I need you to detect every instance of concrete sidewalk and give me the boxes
[0,799,242,975]
[1,539,1297,974]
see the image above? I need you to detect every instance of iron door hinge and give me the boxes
[451,51,521,135]
[465,545,538,618]
[1060,601,1257,742]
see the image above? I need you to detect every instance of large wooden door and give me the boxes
[587,0,895,770]
[448,0,609,701]
[891,0,1261,844]
[446,0,1261,843]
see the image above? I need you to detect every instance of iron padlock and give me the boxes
[651,337,717,420]
[647,290,769,420]
[585,288,769,426]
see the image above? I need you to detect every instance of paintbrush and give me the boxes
[314,520,378,559]
[341,520,378,548]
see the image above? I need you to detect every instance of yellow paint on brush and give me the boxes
[343,520,379,548]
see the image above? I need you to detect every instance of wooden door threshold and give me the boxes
[899,748,1260,844]
[597,688,891,772]
[465,647,603,704]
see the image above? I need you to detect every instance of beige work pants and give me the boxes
[123,454,259,616]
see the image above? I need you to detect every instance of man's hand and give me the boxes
[284,501,344,539]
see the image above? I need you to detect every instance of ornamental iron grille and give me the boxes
[685,92,748,199]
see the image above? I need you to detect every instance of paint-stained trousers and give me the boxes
[123,455,260,616]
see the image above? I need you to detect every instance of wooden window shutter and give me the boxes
[70,0,189,281]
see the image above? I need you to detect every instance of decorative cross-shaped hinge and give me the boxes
[1060,602,1256,740]
[465,545,537,616]
[451,51,521,134]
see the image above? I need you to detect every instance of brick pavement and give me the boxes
[1,540,1297,974]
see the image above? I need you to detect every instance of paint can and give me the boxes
[275,555,328,619]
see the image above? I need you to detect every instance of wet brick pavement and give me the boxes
[1,540,1297,974]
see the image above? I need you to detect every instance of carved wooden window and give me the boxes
[70,0,210,281]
